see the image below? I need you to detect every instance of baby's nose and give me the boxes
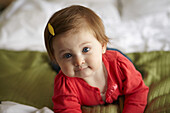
[74,56,85,67]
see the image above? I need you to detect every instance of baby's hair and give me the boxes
[44,5,109,63]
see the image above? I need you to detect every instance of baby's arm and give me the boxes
[52,94,81,113]
[122,77,149,113]
[118,55,149,113]
[52,73,82,113]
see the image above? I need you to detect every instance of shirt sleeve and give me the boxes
[52,94,81,113]
[117,53,149,113]
[52,73,82,113]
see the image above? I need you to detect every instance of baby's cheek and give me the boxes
[61,65,74,76]
[87,55,102,69]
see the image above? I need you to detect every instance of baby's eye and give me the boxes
[63,53,72,59]
[82,47,90,53]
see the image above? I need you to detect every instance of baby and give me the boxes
[44,5,149,113]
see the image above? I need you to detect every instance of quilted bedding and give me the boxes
[0,49,169,113]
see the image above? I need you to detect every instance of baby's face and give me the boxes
[52,29,106,79]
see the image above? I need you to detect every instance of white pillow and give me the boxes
[0,0,120,51]
[115,0,170,53]
[120,0,170,20]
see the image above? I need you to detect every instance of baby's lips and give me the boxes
[74,66,87,72]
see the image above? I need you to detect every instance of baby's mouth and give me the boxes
[74,66,87,72]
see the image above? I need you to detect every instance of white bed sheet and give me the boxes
[0,0,169,53]
[0,101,53,113]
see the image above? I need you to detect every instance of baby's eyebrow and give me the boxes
[79,42,91,47]
[58,49,68,54]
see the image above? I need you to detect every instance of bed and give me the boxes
[0,0,170,113]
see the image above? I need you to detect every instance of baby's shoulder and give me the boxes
[105,50,119,56]
[104,50,132,65]
[104,50,123,61]
[54,71,66,88]
[54,72,77,94]
[54,71,72,85]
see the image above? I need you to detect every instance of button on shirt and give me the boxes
[52,50,149,113]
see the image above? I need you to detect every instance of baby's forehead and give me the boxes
[53,28,98,45]
[56,26,95,37]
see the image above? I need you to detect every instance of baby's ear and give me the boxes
[102,43,107,54]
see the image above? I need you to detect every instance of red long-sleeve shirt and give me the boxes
[52,50,149,113]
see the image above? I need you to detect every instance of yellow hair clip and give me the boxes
[48,23,55,36]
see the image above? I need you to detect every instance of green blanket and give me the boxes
[0,49,170,113]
